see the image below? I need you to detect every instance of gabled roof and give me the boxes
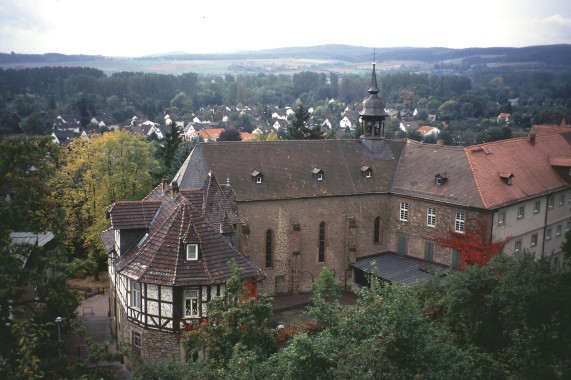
[173,140,406,201]
[466,133,571,209]
[392,140,484,208]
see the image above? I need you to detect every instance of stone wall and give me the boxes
[110,282,184,367]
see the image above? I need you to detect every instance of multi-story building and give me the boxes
[101,174,264,363]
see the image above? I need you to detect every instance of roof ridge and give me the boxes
[464,147,488,209]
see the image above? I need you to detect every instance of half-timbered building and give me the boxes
[101,174,264,363]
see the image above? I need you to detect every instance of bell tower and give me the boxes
[360,61,387,139]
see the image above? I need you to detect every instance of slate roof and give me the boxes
[466,133,571,209]
[391,140,485,208]
[351,253,450,286]
[173,139,406,201]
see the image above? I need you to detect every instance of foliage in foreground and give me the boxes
[134,253,570,380]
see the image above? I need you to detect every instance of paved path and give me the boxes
[67,294,131,379]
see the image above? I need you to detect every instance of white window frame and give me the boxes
[454,212,465,233]
[556,225,562,236]
[256,176,262,184]
[399,202,409,222]
[514,240,521,252]
[498,212,505,224]
[131,280,142,310]
[517,206,525,219]
[531,234,537,247]
[559,194,565,206]
[426,207,436,227]
[132,331,141,348]
[546,228,552,240]
[184,289,200,318]
[186,244,198,261]
[365,171,371,178]
[317,173,323,181]
[548,197,554,208]
[534,201,540,214]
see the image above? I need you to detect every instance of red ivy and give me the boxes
[430,218,511,269]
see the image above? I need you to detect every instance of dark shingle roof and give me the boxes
[107,201,162,229]
[391,140,485,208]
[174,139,406,201]
[114,194,263,286]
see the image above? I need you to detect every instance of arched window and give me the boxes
[374,217,381,243]
[318,222,326,263]
[265,230,272,268]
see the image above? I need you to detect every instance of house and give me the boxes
[529,119,570,136]
[164,113,184,128]
[52,129,77,145]
[197,128,225,141]
[101,175,264,363]
[399,120,420,133]
[497,113,511,124]
[467,135,571,269]
[272,119,288,131]
[417,126,440,136]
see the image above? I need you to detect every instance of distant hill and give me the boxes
[1,45,570,75]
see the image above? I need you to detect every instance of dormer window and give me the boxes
[499,172,514,186]
[251,170,263,184]
[434,173,448,185]
[361,166,373,178]
[186,243,198,261]
[311,167,324,181]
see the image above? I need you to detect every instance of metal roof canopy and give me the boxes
[351,252,450,286]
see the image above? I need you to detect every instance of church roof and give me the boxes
[173,139,406,201]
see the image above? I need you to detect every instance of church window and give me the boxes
[265,230,272,268]
[318,222,326,263]
[374,217,381,243]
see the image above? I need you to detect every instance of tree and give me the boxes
[183,260,277,375]
[306,267,341,329]
[430,218,511,268]
[287,103,321,140]
[217,128,242,141]
[52,131,161,277]
[160,124,182,174]
[0,136,84,378]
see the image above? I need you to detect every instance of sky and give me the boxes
[1,0,570,57]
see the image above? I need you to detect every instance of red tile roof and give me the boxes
[465,133,571,209]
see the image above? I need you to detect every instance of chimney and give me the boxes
[436,139,444,146]
[162,179,169,191]
[529,133,536,145]
[171,181,179,198]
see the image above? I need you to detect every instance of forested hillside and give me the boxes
[1,61,569,145]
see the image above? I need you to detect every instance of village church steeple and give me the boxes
[360,60,387,139]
